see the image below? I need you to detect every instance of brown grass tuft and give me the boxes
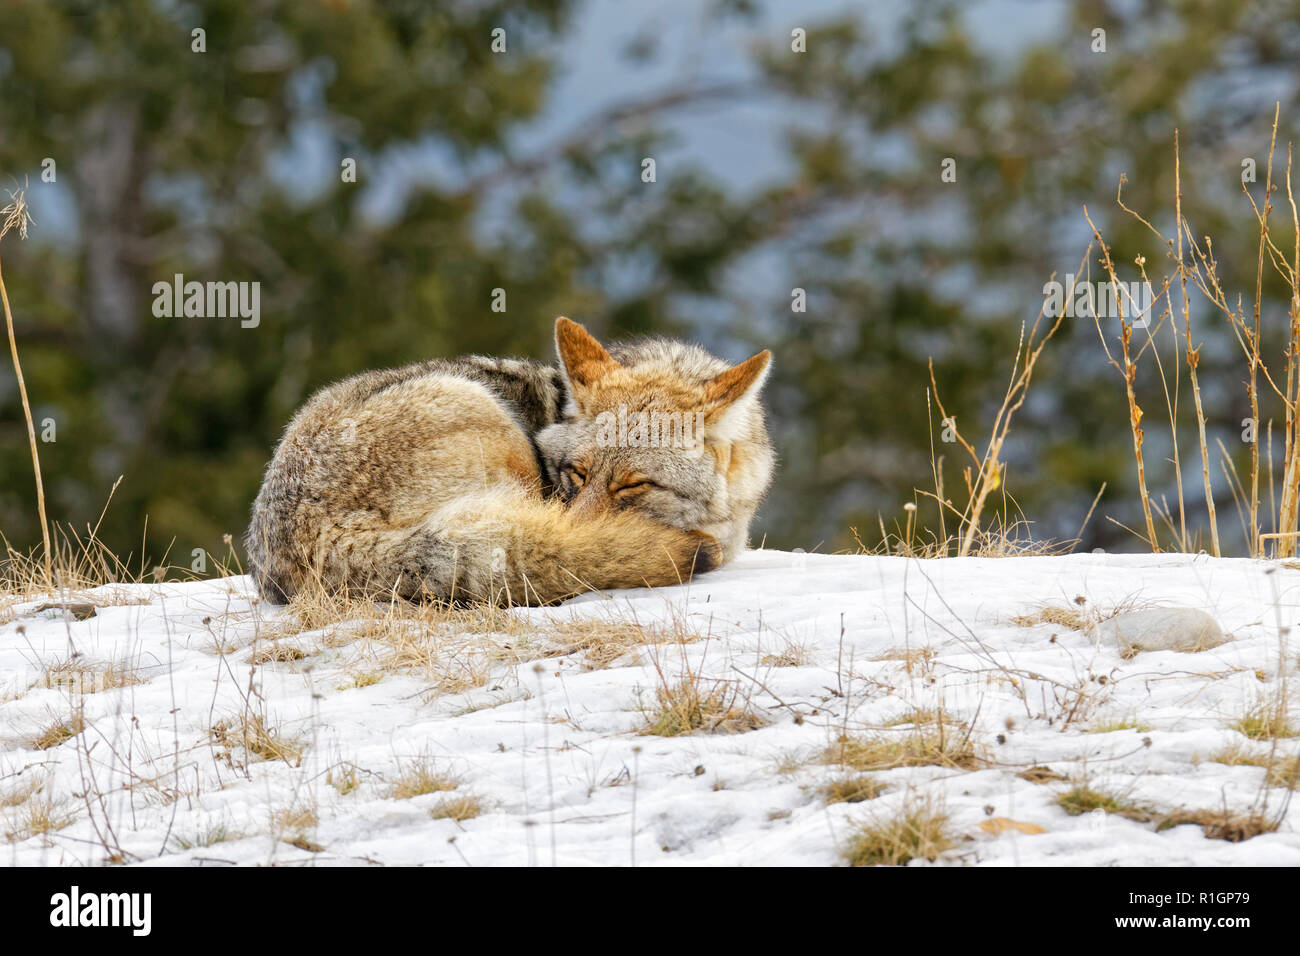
[843,798,954,867]
[4,789,75,843]
[548,618,702,670]
[274,805,318,832]
[210,713,305,765]
[0,778,43,808]
[1057,785,1153,822]
[171,825,239,851]
[327,764,363,796]
[760,639,812,668]
[386,757,460,800]
[32,714,85,750]
[1156,808,1279,842]
[823,727,980,772]
[885,708,963,728]
[1011,605,1093,631]
[35,658,140,694]
[641,678,767,737]
[1085,717,1152,734]
[430,794,482,822]
[248,643,308,665]
[1232,694,1298,740]
[821,775,885,805]
[1017,765,1067,784]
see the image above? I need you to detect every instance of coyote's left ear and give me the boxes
[555,316,621,390]
[704,350,771,410]
[703,350,771,439]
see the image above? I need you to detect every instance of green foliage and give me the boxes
[2,0,1299,565]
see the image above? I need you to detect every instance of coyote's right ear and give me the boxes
[555,317,621,389]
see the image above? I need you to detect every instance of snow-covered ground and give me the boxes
[2,550,1298,866]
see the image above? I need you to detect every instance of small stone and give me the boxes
[1091,608,1228,653]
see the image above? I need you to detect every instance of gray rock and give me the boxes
[1091,607,1228,653]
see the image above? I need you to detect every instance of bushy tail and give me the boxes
[248,484,720,605]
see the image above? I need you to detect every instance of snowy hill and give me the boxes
[3,550,1299,866]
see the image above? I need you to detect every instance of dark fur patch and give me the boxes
[686,532,722,576]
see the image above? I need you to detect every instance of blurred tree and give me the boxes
[1,0,614,563]
[1,0,1299,570]
[743,0,1300,552]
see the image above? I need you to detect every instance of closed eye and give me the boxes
[611,480,656,496]
[566,466,587,488]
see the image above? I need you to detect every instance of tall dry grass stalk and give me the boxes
[0,186,51,585]
[1083,205,1161,550]
[921,247,1084,557]
[1174,130,1221,556]
[1090,106,1300,557]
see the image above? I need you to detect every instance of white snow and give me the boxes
[2,549,1298,866]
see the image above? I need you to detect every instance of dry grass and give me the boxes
[279,581,544,694]
[548,618,702,670]
[1209,740,1272,767]
[1060,777,1285,842]
[760,639,813,668]
[1010,595,1146,632]
[34,658,140,694]
[273,804,322,852]
[870,645,937,674]
[1084,108,1300,557]
[273,805,318,832]
[641,678,767,737]
[1010,604,1093,631]
[1017,765,1067,784]
[1209,742,1300,789]
[843,797,954,867]
[773,748,813,776]
[1,188,51,589]
[288,582,530,640]
[1266,754,1300,789]
[3,790,75,843]
[1155,807,1279,842]
[1085,717,1152,734]
[171,823,239,851]
[1057,785,1153,822]
[327,764,363,796]
[821,775,885,805]
[0,778,43,808]
[210,713,305,765]
[1,486,206,602]
[248,643,308,665]
[386,757,460,800]
[884,708,963,728]
[430,794,482,822]
[31,714,85,750]
[823,726,980,773]
[855,520,1074,560]
[1232,694,1298,740]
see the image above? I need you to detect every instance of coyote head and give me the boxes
[536,317,774,560]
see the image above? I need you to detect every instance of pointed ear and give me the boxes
[704,350,771,411]
[555,316,620,389]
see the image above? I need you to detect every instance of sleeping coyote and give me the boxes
[245,318,773,604]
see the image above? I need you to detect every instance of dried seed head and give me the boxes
[0,187,33,242]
